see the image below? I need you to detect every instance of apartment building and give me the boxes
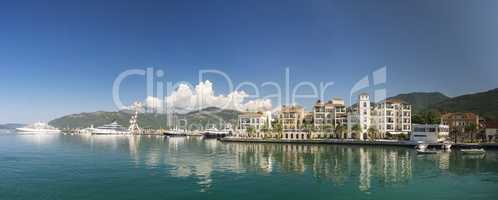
[238,111,272,132]
[372,99,412,137]
[279,105,305,131]
[348,94,412,139]
[441,112,481,132]
[312,98,347,131]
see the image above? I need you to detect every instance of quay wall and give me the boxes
[219,138,498,149]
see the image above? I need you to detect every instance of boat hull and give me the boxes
[16,128,61,134]
[416,150,438,154]
[164,132,187,137]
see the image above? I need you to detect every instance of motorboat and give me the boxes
[202,128,230,139]
[164,129,187,137]
[91,121,130,135]
[16,122,61,134]
[460,148,486,154]
[415,142,429,151]
[442,142,452,151]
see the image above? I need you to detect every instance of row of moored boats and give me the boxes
[15,121,232,138]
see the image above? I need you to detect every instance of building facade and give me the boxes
[410,124,450,143]
[279,105,305,131]
[238,111,272,132]
[348,94,412,139]
[484,121,498,142]
[312,98,347,131]
[372,99,412,137]
[441,112,481,133]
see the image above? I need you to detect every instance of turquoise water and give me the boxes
[1,133,497,200]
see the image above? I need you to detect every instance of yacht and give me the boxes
[16,122,61,134]
[91,121,130,135]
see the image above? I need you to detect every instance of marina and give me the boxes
[0,133,497,200]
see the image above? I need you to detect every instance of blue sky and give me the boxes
[1,0,497,123]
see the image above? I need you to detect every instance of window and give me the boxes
[414,135,427,137]
[414,128,425,132]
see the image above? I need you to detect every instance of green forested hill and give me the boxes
[428,88,498,120]
[389,88,498,120]
[49,107,240,129]
[388,92,450,113]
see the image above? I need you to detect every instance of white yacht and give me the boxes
[16,122,61,134]
[91,121,130,135]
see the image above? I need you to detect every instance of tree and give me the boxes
[367,127,379,140]
[424,111,441,124]
[450,129,460,143]
[335,124,346,139]
[273,122,283,139]
[352,124,362,139]
[412,114,425,124]
[247,126,256,137]
[465,123,477,143]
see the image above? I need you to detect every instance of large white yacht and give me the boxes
[16,122,61,134]
[91,121,130,135]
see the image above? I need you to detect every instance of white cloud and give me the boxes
[138,80,272,113]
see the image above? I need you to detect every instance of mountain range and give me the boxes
[49,107,240,129]
[0,123,25,130]
[48,88,498,129]
[389,88,498,120]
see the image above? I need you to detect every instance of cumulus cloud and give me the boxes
[137,80,272,113]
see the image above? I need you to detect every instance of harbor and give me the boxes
[1,133,497,199]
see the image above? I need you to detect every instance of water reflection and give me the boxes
[12,134,498,193]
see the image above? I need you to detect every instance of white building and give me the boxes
[358,93,371,134]
[410,124,449,143]
[485,121,498,142]
[372,99,412,138]
[238,111,272,132]
[313,98,348,131]
[348,94,412,140]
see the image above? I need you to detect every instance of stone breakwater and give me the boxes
[219,137,498,149]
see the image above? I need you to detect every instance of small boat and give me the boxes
[417,149,439,154]
[416,142,429,151]
[460,148,486,154]
[442,142,452,151]
[16,122,61,134]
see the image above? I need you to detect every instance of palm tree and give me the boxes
[247,126,256,137]
[335,124,346,139]
[450,128,460,143]
[352,124,362,140]
[367,127,379,140]
[273,123,283,139]
[465,124,477,143]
